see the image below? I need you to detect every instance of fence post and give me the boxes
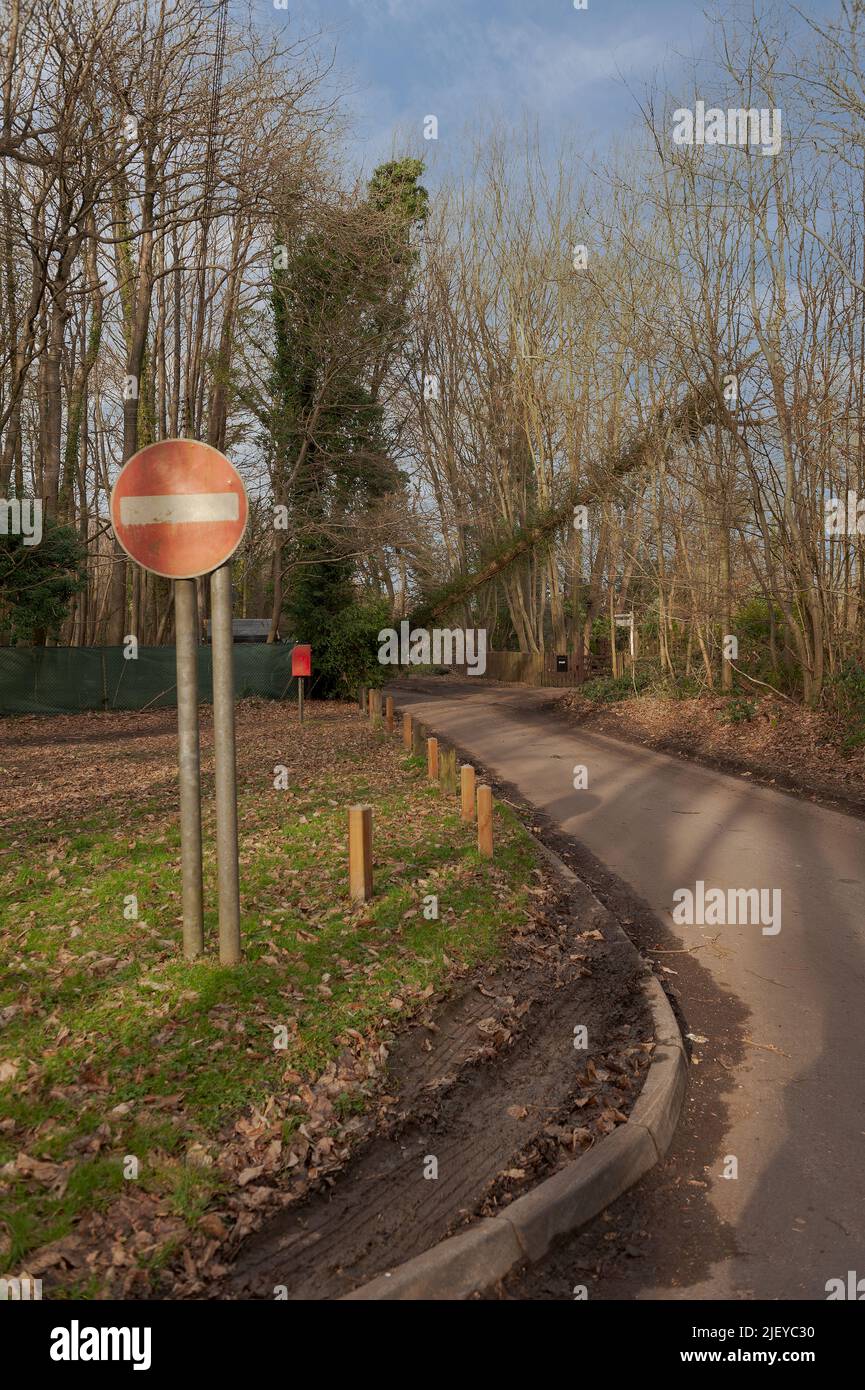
[369,689,382,728]
[348,804,373,903]
[412,718,426,759]
[403,711,413,749]
[477,784,493,857]
[359,684,367,712]
[385,695,394,733]
[461,764,476,822]
[440,745,457,794]
[427,736,439,781]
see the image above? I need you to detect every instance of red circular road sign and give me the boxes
[110,440,248,580]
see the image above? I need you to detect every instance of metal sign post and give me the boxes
[211,562,241,964]
[110,439,249,963]
[174,578,204,957]
[615,612,636,663]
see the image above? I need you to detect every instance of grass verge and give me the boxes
[0,701,536,1294]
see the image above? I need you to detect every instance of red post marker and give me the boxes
[291,645,312,678]
[292,645,311,722]
[110,439,248,579]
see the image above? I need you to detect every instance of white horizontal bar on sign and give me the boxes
[119,492,239,526]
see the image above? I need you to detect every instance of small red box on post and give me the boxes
[291,645,311,678]
[292,645,311,724]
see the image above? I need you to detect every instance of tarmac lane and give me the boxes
[389,678,865,1300]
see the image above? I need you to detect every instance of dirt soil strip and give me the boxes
[221,845,653,1299]
[344,855,687,1302]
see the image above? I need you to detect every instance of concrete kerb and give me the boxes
[345,705,688,1301]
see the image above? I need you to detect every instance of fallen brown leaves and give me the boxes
[168,1028,403,1297]
[16,1027,394,1300]
[478,1037,654,1216]
[562,691,865,808]
[0,698,362,833]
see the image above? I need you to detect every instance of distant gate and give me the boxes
[451,647,588,687]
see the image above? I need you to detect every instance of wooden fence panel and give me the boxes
[450,648,586,687]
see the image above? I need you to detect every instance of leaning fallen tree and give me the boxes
[412,382,721,626]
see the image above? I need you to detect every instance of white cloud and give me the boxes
[346,0,438,21]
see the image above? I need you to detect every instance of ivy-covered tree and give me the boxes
[0,519,87,645]
[269,159,428,689]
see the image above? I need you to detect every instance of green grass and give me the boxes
[0,716,535,1281]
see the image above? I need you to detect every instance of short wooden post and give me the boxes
[440,746,457,794]
[359,685,367,712]
[412,719,426,758]
[348,804,373,903]
[461,764,476,822]
[477,784,493,858]
[386,695,394,733]
[368,688,382,728]
[427,736,439,781]
[403,712,413,749]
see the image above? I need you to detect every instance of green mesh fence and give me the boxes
[0,645,303,715]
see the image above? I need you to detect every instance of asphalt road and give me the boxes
[389,679,865,1301]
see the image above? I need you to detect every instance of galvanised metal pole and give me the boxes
[210,562,241,964]
[174,578,204,958]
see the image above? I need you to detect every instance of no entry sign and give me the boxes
[110,439,248,579]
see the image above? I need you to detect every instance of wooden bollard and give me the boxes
[403,712,413,749]
[386,695,394,733]
[369,688,382,728]
[440,745,457,794]
[348,804,373,902]
[427,736,439,781]
[461,764,476,822]
[412,719,426,758]
[477,784,493,858]
[359,685,367,712]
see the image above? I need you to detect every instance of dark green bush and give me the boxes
[732,596,782,643]
[309,597,391,698]
[645,670,704,699]
[580,674,630,702]
[717,695,757,724]
[0,517,86,643]
[824,661,865,749]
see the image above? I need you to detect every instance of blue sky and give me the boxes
[258,0,843,180]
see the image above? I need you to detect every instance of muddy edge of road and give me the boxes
[388,686,752,1300]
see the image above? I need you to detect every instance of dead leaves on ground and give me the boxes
[479,1036,654,1216]
[563,691,865,808]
